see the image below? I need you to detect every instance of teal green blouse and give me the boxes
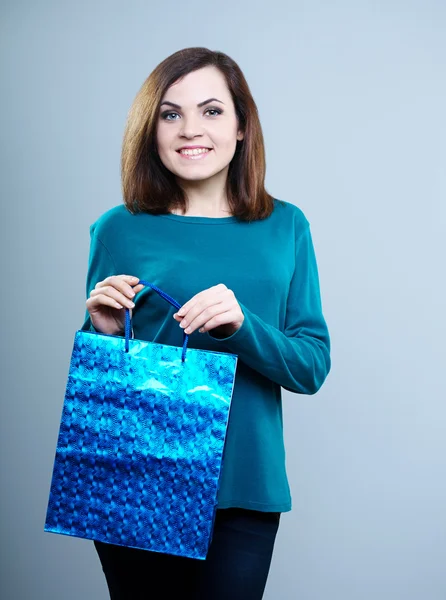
[81,198,331,512]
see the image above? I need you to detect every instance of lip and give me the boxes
[177,148,213,160]
[177,145,212,150]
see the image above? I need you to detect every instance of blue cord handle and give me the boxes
[124,280,189,362]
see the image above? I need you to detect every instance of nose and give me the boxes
[179,113,204,139]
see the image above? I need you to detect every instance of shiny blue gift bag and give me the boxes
[44,281,237,560]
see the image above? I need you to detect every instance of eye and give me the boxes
[160,107,223,121]
[205,107,223,117]
[161,111,180,121]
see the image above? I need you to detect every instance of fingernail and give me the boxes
[179,322,186,328]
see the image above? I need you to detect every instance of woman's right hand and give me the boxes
[86,275,145,335]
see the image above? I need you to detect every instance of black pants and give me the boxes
[94,507,281,600]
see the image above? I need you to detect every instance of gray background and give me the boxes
[1,0,445,598]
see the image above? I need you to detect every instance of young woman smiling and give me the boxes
[83,46,331,599]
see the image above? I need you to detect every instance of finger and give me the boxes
[95,275,140,300]
[87,292,128,311]
[178,289,227,324]
[181,303,228,335]
[179,299,224,332]
[132,283,145,294]
[179,287,234,330]
[176,284,227,317]
[95,275,139,294]
[199,309,238,333]
[95,274,139,287]
[90,285,135,309]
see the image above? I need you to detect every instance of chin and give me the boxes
[179,174,215,183]
[177,167,223,181]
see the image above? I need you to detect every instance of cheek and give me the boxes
[156,125,176,151]
[221,124,241,148]
[219,135,239,158]
[156,139,175,168]
[212,130,238,152]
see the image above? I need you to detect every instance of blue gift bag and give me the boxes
[44,281,238,560]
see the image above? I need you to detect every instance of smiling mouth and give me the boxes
[177,148,212,159]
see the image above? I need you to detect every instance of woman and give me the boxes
[82,47,331,599]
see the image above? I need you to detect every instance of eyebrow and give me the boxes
[160,98,225,109]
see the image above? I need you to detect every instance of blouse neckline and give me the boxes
[158,213,239,225]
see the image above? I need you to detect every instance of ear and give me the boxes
[237,130,244,142]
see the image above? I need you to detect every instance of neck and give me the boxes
[174,170,231,217]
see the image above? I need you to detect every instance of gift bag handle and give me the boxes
[124,279,189,362]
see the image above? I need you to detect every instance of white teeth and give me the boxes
[179,148,210,156]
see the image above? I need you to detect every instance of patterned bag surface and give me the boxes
[44,281,237,560]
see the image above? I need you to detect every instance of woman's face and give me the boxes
[155,66,244,185]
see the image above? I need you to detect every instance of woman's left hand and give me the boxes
[173,283,244,338]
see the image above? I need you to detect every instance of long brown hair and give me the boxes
[121,47,274,222]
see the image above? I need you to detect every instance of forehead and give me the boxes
[165,66,230,103]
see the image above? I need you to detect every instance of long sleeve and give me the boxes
[209,223,331,395]
[80,223,118,332]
